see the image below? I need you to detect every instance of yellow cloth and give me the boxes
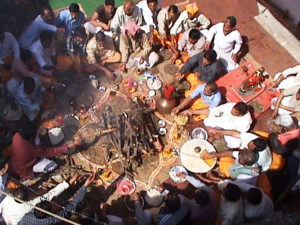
[185,2,199,16]
[218,157,235,178]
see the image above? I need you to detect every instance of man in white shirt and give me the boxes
[205,16,242,71]
[15,77,45,121]
[157,5,179,41]
[184,102,252,133]
[0,174,77,225]
[19,8,57,50]
[217,181,243,225]
[173,28,205,62]
[207,128,272,172]
[110,0,143,35]
[170,2,210,40]
[137,0,161,33]
[29,30,56,76]
[234,181,273,222]
[0,26,20,65]
[271,65,300,90]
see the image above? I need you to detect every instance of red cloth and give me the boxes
[9,133,68,179]
[277,128,300,145]
[163,85,174,100]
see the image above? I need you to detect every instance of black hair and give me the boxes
[195,189,210,206]
[69,3,80,13]
[206,82,218,94]
[20,49,32,62]
[34,201,52,219]
[14,188,28,202]
[204,50,217,62]
[168,5,179,14]
[74,26,87,38]
[40,30,54,42]
[233,102,248,116]
[252,138,267,152]
[24,77,35,89]
[224,183,241,202]
[239,150,258,166]
[247,188,262,205]
[0,157,8,170]
[0,24,4,34]
[147,0,157,3]
[95,31,106,42]
[165,193,181,212]
[105,0,115,6]
[189,29,201,40]
[19,122,38,140]
[227,16,236,27]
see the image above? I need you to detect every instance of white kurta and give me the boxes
[0,32,20,63]
[18,15,57,50]
[204,102,252,132]
[274,65,300,89]
[136,0,161,33]
[206,22,242,71]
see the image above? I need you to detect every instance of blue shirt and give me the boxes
[53,9,85,34]
[190,84,221,107]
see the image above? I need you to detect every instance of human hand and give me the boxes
[139,57,145,64]
[271,110,278,119]
[172,107,180,115]
[231,53,237,63]
[148,34,154,46]
[202,153,213,160]
[204,42,211,51]
[206,127,218,134]
[174,72,183,82]
[270,81,278,88]
[72,136,82,146]
[181,109,193,116]
[69,173,79,185]
[84,173,95,187]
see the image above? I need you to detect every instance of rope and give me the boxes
[0,189,81,225]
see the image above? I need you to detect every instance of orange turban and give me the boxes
[185,2,199,16]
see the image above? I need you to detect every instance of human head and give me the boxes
[202,49,217,66]
[13,188,28,202]
[248,138,267,152]
[204,82,218,96]
[104,0,115,15]
[0,157,8,176]
[19,123,38,141]
[238,150,257,166]
[20,49,34,65]
[224,16,236,34]
[34,201,52,219]
[195,189,210,206]
[188,29,201,45]
[185,2,199,19]
[165,193,181,212]
[41,7,54,23]
[168,5,179,21]
[40,30,54,49]
[73,26,87,42]
[23,77,36,95]
[246,188,262,205]
[223,183,241,202]
[124,0,134,16]
[69,3,80,19]
[95,31,106,47]
[231,102,248,116]
[147,0,157,13]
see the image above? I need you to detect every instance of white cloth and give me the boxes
[32,157,58,173]
[126,52,159,70]
[15,77,45,121]
[218,180,243,225]
[275,65,300,89]
[225,132,272,172]
[232,181,273,222]
[29,39,56,75]
[110,5,143,34]
[177,29,206,57]
[204,102,252,132]
[170,11,210,35]
[206,22,242,71]
[0,32,20,60]
[0,181,69,225]
[6,78,20,97]
[157,7,175,35]
[19,15,57,50]
[136,0,161,33]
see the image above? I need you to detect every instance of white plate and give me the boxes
[146,78,162,90]
[192,127,208,140]
[169,166,188,183]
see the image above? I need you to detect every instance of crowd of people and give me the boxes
[0,0,299,224]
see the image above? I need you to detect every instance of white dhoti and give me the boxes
[33,158,57,173]
[214,47,238,72]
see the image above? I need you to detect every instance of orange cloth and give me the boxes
[218,157,235,178]
[256,173,272,198]
[185,2,199,16]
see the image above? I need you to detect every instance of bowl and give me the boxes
[169,166,188,183]
[159,127,167,136]
[145,188,163,207]
[158,120,166,128]
[192,128,208,140]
